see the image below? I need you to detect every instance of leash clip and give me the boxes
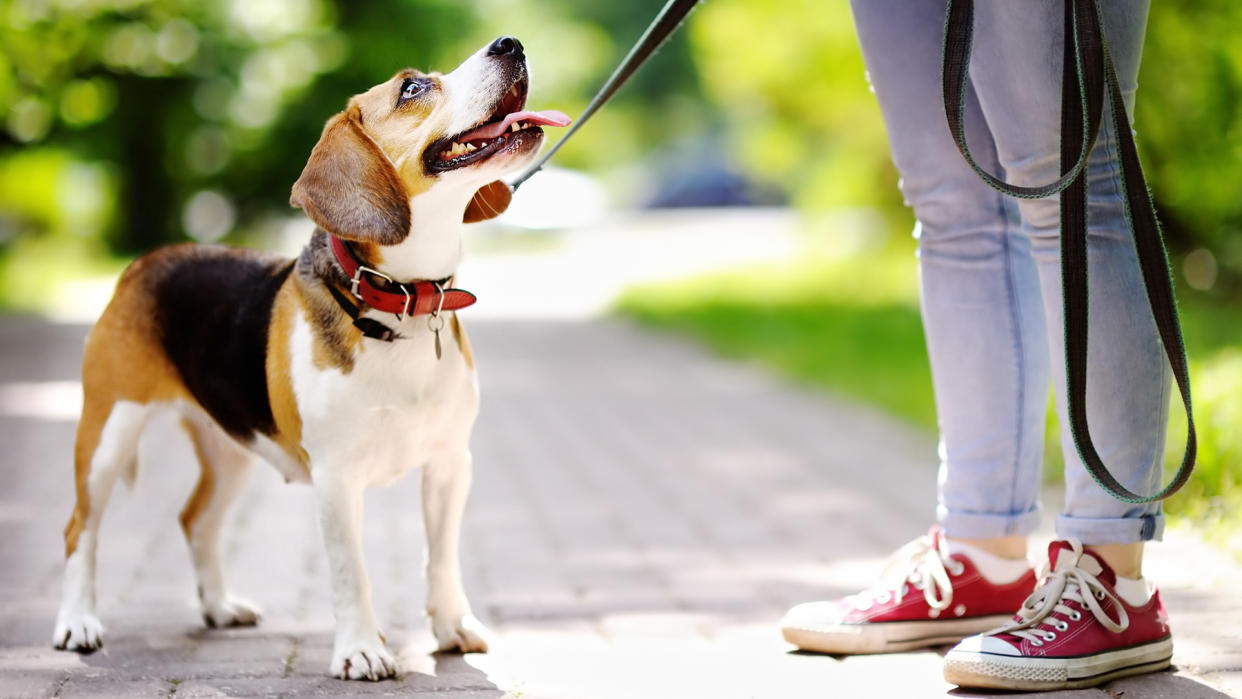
[428,282,447,360]
[427,281,447,328]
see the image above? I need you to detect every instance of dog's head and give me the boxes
[290,37,568,245]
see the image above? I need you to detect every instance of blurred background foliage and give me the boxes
[1,0,1238,535]
[1,0,1239,286]
[0,0,713,260]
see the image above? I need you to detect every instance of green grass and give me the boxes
[616,240,1242,550]
[618,242,936,429]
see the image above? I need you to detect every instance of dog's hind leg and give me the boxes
[54,399,153,652]
[178,416,260,628]
[423,448,490,653]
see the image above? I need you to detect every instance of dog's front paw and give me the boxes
[202,595,262,629]
[331,636,398,681]
[431,612,490,653]
[53,610,104,652]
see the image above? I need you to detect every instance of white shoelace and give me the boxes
[987,538,1128,646]
[853,529,963,613]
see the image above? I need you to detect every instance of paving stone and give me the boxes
[57,676,175,698]
[0,670,64,699]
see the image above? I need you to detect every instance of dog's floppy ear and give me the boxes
[290,105,410,245]
[463,180,512,223]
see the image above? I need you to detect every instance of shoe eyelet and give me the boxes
[1055,621,1069,631]
[1069,611,1082,621]
[949,562,965,576]
[1043,631,1057,641]
[1095,590,1106,600]
[876,592,891,604]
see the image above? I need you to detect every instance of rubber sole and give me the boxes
[781,614,1012,655]
[943,636,1173,690]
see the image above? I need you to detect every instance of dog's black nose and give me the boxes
[488,36,524,58]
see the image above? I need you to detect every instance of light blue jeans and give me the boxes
[850,0,1170,545]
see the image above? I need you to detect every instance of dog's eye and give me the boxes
[399,79,428,103]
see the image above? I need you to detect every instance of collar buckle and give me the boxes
[351,264,413,320]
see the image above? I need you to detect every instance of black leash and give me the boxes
[942,0,1195,504]
[510,0,702,191]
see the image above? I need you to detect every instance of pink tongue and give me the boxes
[456,110,571,142]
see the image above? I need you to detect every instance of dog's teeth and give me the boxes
[510,122,520,133]
[465,143,477,152]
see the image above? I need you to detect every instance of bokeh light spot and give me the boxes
[8,97,52,142]
[1183,248,1218,291]
[183,190,236,242]
[59,78,116,127]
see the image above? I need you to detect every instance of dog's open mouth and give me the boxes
[425,78,570,173]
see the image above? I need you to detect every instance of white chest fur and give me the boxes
[288,311,479,486]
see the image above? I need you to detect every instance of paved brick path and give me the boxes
[1,316,1239,698]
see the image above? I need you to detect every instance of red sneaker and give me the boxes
[780,527,1036,654]
[944,539,1173,691]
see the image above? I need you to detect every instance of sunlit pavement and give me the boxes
[2,211,1240,698]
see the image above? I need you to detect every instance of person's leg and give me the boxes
[968,0,1165,569]
[853,0,1050,547]
[944,2,1172,689]
[779,0,1044,656]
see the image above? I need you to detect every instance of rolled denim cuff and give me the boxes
[937,503,1043,540]
[1055,512,1163,545]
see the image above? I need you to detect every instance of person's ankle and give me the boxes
[946,534,1027,560]
[1085,542,1144,579]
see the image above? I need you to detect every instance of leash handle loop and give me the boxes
[941,0,1105,200]
[942,0,1196,504]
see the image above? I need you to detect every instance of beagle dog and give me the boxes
[51,37,568,680]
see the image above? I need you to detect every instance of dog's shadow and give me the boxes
[396,640,506,696]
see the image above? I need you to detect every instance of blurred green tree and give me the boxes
[688,0,902,221]
[0,0,366,252]
[2,0,1240,295]
[0,0,711,257]
[1135,0,1242,296]
[687,0,1242,290]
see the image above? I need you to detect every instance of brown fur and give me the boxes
[265,284,312,473]
[290,105,412,246]
[299,233,367,372]
[450,315,474,369]
[178,418,217,536]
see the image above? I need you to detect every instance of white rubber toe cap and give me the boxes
[952,633,1021,656]
[781,601,845,630]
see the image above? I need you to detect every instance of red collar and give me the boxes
[330,236,476,318]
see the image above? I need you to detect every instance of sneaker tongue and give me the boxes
[1047,540,1113,585]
